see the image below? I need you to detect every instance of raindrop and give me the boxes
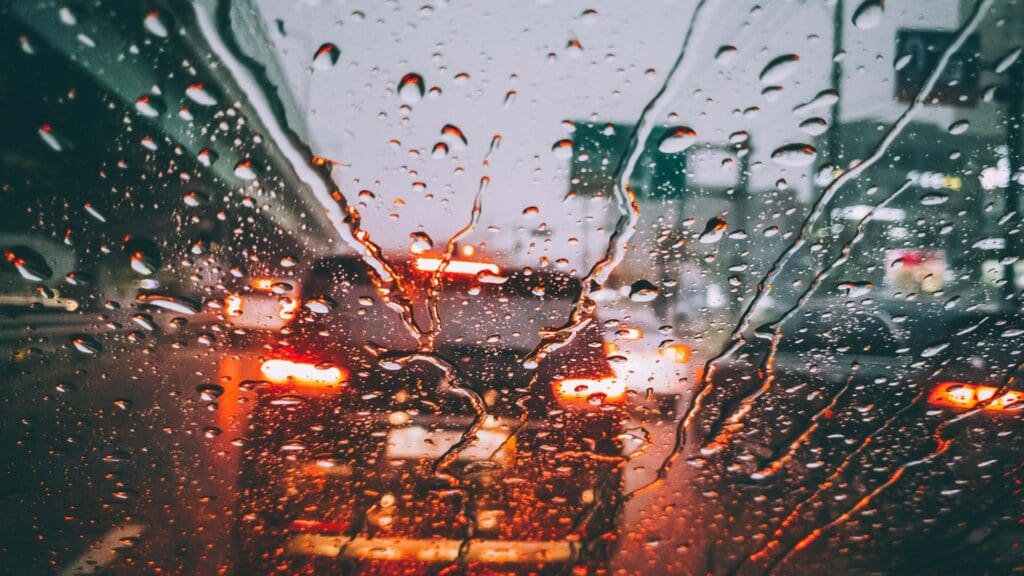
[503,90,517,108]
[657,126,697,154]
[197,148,218,167]
[38,124,68,152]
[715,45,738,65]
[409,231,433,253]
[852,1,883,30]
[4,248,52,282]
[58,5,77,26]
[995,47,1022,74]
[894,53,913,71]
[134,95,166,117]
[312,43,341,70]
[70,334,102,356]
[759,54,799,84]
[837,281,873,297]
[919,192,948,206]
[629,280,659,303]
[441,124,468,150]
[398,73,425,103]
[921,341,950,358]
[771,143,817,167]
[552,139,574,159]
[234,160,257,180]
[183,190,207,207]
[566,38,583,57]
[123,237,161,276]
[699,216,728,244]
[197,383,224,401]
[83,203,107,223]
[799,117,828,135]
[185,83,218,106]
[792,89,839,114]
[131,314,156,331]
[136,292,201,315]
[431,142,448,159]
[143,11,169,38]
[947,120,969,135]
[304,297,336,314]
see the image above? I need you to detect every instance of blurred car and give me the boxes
[222,254,626,574]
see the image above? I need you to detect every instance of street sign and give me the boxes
[568,122,686,199]
[895,30,980,106]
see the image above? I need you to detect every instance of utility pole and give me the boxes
[1003,54,1022,301]
[828,0,845,168]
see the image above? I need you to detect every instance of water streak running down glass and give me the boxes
[0,0,1022,575]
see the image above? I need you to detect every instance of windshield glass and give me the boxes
[2,1,1022,574]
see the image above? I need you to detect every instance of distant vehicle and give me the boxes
[223,254,626,574]
[923,313,1023,414]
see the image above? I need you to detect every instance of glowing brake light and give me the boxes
[659,343,692,364]
[278,296,299,320]
[260,359,346,387]
[554,377,626,407]
[414,256,500,277]
[251,278,275,292]
[225,294,243,317]
[928,382,1021,411]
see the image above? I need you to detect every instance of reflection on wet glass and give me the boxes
[0,0,1022,574]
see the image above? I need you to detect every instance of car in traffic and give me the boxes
[221,253,628,574]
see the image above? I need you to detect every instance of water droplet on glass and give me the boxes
[629,280,659,302]
[799,117,828,136]
[83,203,107,223]
[409,231,433,253]
[852,1,883,29]
[131,313,155,331]
[566,38,583,57]
[921,341,950,358]
[71,334,102,356]
[185,83,218,106]
[658,126,697,154]
[759,54,800,84]
[234,160,257,180]
[995,47,1022,74]
[398,73,425,103]
[4,248,52,282]
[197,383,224,401]
[771,143,817,167]
[38,124,68,152]
[837,281,873,297]
[503,90,517,108]
[715,45,737,65]
[552,139,574,159]
[919,192,948,206]
[894,53,913,71]
[699,215,728,244]
[58,5,77,26]
[143,11,169,38]
[313,43,341,70]
[947,120,969,135]
[136,292,201,315]
[441,124,468,150]
[134,95,165,118]
[305,296,336,314]
[197,148,218,167]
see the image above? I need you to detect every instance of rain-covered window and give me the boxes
[1,1,1022,574]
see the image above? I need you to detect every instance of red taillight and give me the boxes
[413,256,500,276]
[928,382,1021,411]
[225,294,243,317]
[659,343,692,364]
[553,377,626,408]
[260,359,346,388]
[278,297,299,320]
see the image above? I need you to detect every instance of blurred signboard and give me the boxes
[885,249,947,293]
[569,122,686,199]
[895,30,980,106]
